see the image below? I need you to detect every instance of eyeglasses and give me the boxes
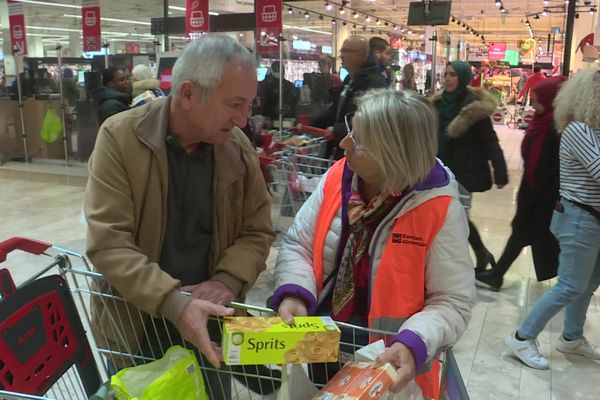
[344,112,361,152]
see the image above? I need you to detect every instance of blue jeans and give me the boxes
[519,201,600,340]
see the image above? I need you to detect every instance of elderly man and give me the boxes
[309,35,386,159]
[84,34,274,398]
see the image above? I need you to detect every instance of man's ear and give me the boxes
[177,81,196,110]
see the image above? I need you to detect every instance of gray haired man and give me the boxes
[85,34,275,398]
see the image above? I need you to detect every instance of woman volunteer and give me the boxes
[270,88,475,398]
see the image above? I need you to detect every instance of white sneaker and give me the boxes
[556,336,600,359]
[505,331,549,370]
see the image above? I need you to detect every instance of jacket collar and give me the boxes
[430,86,498,138]
[133,96,244,186]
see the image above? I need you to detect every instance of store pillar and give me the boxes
[69,32,82,57]
[28,36,44,57]
[1,0,11,56]
[333,18,351,72]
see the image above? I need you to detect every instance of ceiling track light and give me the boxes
[304,11,310,18]
[500,6,506,13]
[325,2,332,11]
[287,7,293,14]
[495,1,502,7]
[353,11,358,18]
[339,7,345,14]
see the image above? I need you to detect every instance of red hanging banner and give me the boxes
[8,0,27,55]
[255,0,282,53]
[186,0,210,40]
[81,0,102,52]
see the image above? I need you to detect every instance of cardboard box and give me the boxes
[222,316,340,365]
[312,362,398,400]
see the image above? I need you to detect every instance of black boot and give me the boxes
[474,249,497,273]
[476,269,503,291]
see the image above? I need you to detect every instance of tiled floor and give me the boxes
[1,124,599,399]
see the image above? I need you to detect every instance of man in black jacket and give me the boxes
[309,35,387,159]
[95,67,132,125]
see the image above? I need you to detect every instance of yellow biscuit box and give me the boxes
[222,316,341,365]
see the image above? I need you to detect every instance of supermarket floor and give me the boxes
[1,124,599,400]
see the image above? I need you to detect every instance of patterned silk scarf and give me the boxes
[331,175,402,321]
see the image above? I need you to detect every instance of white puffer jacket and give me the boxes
[274,161,476,364]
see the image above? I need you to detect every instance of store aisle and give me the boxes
[1,123,599,399]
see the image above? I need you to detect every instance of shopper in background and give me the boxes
[432,61,508,272]
[95,67,131,125]
[85,34,274,398]
[272,88,475,398]
[401,63,417,91]
[476,77,565,291]
[309,35,386,159]
[469,66,482,88]
[518,66,546,102]
[506,69,600,370]
[131,64,163,97]
[259,61,298,124]
[369,36,392,86]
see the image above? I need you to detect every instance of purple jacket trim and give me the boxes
[414,161,449,191]
[388,330,428,370]
[271,284,318,315]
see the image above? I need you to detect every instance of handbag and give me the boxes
[40,109,63,144]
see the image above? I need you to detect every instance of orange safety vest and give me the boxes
[313,159,451,399]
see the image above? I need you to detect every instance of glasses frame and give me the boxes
[344,112,361,152]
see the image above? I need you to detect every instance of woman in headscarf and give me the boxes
[476,77,565,290]
[432,61,508,272]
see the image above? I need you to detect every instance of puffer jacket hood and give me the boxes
[132,79,161,97]
[431,86,498,139]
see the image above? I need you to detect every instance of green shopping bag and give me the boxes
[111,345,208,400]
[39,109,63,144]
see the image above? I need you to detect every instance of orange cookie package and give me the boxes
[312,362,398,400]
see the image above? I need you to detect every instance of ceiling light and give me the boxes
[500,6,506,13]
[365,16,372,22]
[542,9,548,16]
[331,19,336,24]
[288,7,293,14]
[325,2,332,11]
[339,7,345,14]
[304,11,310,18]
[283,24,332,35]
[591,7,597,15]
[353,12,359,18]
[319,15,324,20]
[376,19,381,25]
[12,0,80,9]
[495,1,501,7]
[292,35,298,40]
[393,25,398,30]
[63,14,151,26]
[168,6,218,15]
[543,0,549,4]
[408,30,413,34]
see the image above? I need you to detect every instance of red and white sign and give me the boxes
[8,0,27,55]
[125,42,140,54]
[256,0,282,53]
[488,42,507,61]
[492,109,505,125]
[186,0,209,40]
[82,0,102,52]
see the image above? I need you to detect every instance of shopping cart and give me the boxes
[0,238,469,399]
[0,237,102,400]
[259,126,335,244]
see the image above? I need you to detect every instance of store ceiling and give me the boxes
[0,0,593,49]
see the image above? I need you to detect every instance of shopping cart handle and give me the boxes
[0,237,52,263]
[290,125,334,141]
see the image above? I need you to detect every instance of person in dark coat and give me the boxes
[476,77,565,290]
[432,61,509,272]
[95,67,132,125]
[258,61,298,123]
[309,35,387,159]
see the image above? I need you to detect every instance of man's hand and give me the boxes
[277,297,308,324]
[181,280,235,305]
[176,299,234,368]
[373,342,416,393]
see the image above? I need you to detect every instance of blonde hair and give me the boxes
[353,88,438,192]
[554,69,600,132]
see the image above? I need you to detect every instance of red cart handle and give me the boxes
[0,237,52,263]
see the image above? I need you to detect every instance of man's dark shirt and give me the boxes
[159,132,214,286]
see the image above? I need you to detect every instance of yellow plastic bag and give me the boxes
[111,345,208,400]
[39,109,63,144]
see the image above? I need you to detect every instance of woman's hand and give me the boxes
[374,342,416,393]
[277,296,308,324]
